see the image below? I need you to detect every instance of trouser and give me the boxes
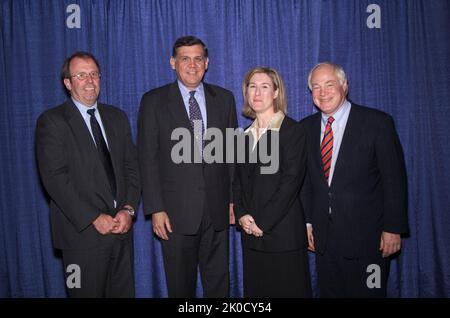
[161,211,229,298]
[62,233,134,298]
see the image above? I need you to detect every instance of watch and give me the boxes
[123,206,135,217]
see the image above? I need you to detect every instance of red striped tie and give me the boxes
[321,117,335,183]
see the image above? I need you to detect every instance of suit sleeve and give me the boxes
[257,124,307,233]
[232,128,248,223]
[35,113,99,232]
[376,115,408,234]
[300,169,313,224]
[227,93,238,202]
[232,164,246,222]
[121,111,141,211]
[298,120,313,223]
[137,93,165,215]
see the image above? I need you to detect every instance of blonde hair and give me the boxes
[242,67,287,119]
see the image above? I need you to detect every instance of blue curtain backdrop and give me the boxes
[1,0,449,297]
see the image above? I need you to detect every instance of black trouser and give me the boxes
[161,211,229,298]
[243,247,312,298]
[62,233,134,298]
[316,222,388,298]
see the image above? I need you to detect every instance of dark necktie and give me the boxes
[188,91,205,149]
[87,108,116,198]
[321,116,335,183]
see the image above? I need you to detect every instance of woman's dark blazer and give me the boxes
[233,116,308,252]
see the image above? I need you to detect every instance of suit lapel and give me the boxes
[166,82,220,131]
[330,104,362,189]
[167,82,192,130]
[204,83,223,151]
[64,100,114,203]
[204,83,220,130]
[97,103,119,170]
[246,130,267,201]
[167,81,208,157]
[97,104,117,160]
[311,113,329,187]
[64,100,97,154]
[97,104,120,201]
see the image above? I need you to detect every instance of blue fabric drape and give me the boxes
[1,0,449,297]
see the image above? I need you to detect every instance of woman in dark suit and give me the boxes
[233,67,312,297]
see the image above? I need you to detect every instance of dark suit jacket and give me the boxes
[233,116,308,252]
[137,81,237,234]
[300,103,408,258]
[36,99,140,250]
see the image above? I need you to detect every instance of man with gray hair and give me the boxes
[300,62,408,297]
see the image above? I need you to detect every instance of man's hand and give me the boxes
[379,231,401,257]
[229,203,235,225]
[239,214,263,237]
[307,224,315,252]
[239,214,254,235]
[112,210,133,234]
[152,211,172,240]
[93,214,119,235]
[249,222,263,237]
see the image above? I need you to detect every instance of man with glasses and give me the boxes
[36,51,140,297]
[138,36,237,297]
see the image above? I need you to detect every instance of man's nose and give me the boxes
[188,58,196,67]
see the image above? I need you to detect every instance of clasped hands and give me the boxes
[239,214,263,237]
[93,210,133,235]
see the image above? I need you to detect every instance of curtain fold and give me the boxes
[1,0,449,297]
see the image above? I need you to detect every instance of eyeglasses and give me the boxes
[70,71,101,81]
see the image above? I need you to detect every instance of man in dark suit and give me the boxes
[36,52,140,297]
[300,62,408,297]
[137,36,237,297]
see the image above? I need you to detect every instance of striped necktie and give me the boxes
[321,116,335,183]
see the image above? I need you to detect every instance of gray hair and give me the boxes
[307,62,347,90]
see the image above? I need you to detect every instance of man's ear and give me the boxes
[63,78,72,91]
[170,57,176,70]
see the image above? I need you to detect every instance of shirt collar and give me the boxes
[321,99,351,126]
[245,111,286,133]
[72,97,98,118]
[177,80,204,99]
